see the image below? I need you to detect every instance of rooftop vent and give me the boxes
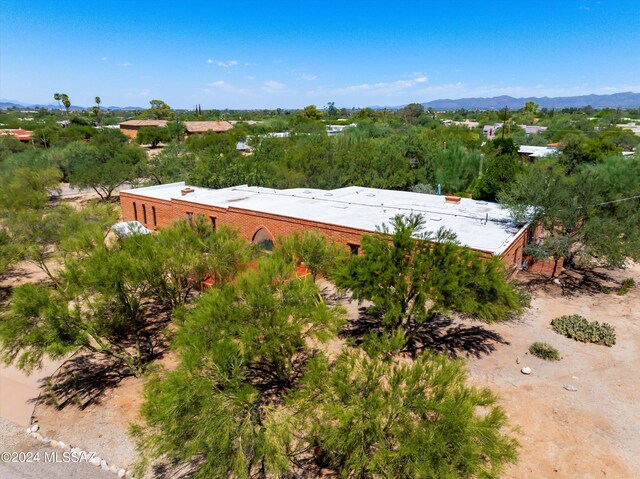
[445,195,461,204]
[181,187,195,196]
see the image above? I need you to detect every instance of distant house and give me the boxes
[184,121,233,136]
[519,125,548,135]
[616,123,640,137]
[0,128,33,142]
[517,145,558,160]
[119,120,168,139]
[442,119,479,129]
[483,123,503,140]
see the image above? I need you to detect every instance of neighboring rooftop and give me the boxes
[184,120,233,133]
[617,123,640,137]
[123,182,528,255]
[119,120,168,127]
[518,145,559,158]
[0,128,33,141]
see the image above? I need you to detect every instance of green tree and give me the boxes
[432,141,482,193]
[524,100,539,115]
[139,99,174,120]
[397,102,425,124]
[473,154,523,201]
[501,155,640,268]
[61,94,71,119]
[66,140,145,200]
[144,142,195,184]
[275,230,348,280]
[334,214,524,353]
[92,96,102,126]
[290,350,518,478]
[325,101,337,122]
[134,257,344,478]
[128,218,252,309]
[135,126,171,148]
[293,104,323,123]
[167,117,186,142]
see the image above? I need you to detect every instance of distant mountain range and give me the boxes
[0,99,143,111]
[415,92,640,110]
[2,91,640,112]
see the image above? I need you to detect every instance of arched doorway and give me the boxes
[252,227,275,252]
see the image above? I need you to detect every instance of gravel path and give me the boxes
[0,417,114,479]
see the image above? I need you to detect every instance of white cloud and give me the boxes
[332,74,430,97]
[206,80,249,95]
[262,80,285,93]
[100,56,108,61]
[120,62,132,67]
[216,60,238,68]
[207,58,213,64]
[297,73,317,81]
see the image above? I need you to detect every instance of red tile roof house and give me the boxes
[0,128,33,142]
[119,182,561,276]
[119,120,233,141]
[184,121,233,136]
[118,120,168,139]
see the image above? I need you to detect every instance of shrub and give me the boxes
[551,314,616,347]
[618,278,636,296]
[528,342,561,361]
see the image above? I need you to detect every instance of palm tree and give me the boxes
[58,93,71,121]
[94,96,102,126]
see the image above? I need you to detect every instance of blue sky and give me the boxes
[1,0,639,109]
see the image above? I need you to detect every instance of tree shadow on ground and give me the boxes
[33,310,171,410]
[342,306,509,359]
[558,267,621,297]
[401,315,510,359]
[0,284,12,305]
[516,267,621,298]
[151,458,204,479]
[318,285,350,307]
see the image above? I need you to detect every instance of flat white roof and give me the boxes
[123,182,528,255]
[518,145,558,158]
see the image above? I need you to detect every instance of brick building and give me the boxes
[119,120,233,140]
[118,120,168,139]
[117,182,559,274]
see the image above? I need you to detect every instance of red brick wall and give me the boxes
[119,192,534,268]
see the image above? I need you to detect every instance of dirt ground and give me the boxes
[467,264,640,479]
[2,236,639,477]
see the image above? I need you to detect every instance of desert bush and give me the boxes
[528,342,561,361]
[618,278,636,296]
[551,314,616,347]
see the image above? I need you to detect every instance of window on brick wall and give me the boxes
[252,228,274,252]
[210,216,216,232]
[133,202,138,221]
[142,204,147,224]
[152,206,157,226]
[348,243,360,256]
[187,212,193,225]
